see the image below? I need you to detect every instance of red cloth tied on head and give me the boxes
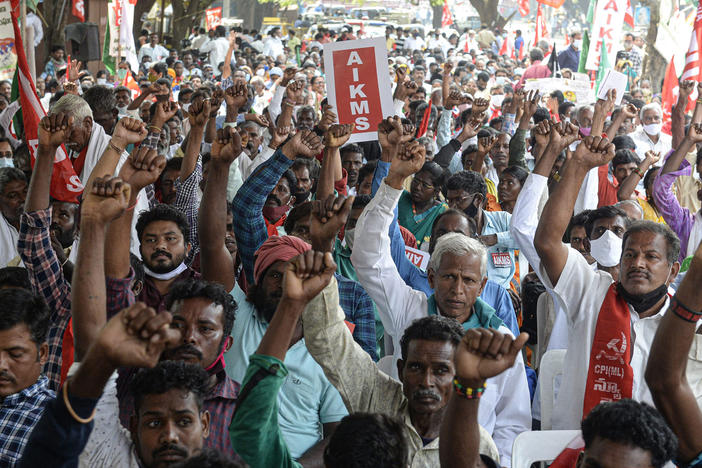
[254,235,311,285]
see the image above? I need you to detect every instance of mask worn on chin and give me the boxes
[344,228,356,251]
[465,198,479,218]
[643,123,662,136]
[589,230,622,268]
[204,344,227,376]
[116,104,128,115]
[616,281,669,314]
[262,204,290,222]
[293,190,311,205]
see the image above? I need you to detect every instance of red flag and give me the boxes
[624,0,635,27]
[72,0,85,21]
[661,57,678,136]
[499,31,515,59]
[518,0,530,17]
[122,69,140,97]
[11,9,82,203]
[533,4,549,46]
[441,0,453,27]
[682,0,702,83]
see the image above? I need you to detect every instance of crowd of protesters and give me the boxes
[0,16,701,468]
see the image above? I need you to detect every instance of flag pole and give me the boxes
[117,1,122,70]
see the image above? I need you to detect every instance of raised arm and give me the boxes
[661,123,702,176]
[440,328,529,468]
[604,102,637,139]
[617,150,660,201]
[72,176,131,360]
[220,31,237,82]
[591,89,616,137]
[645,242,702,462]
[317,123,353,200]
[181,96,209,180]
[103,117,165,280]
[509,90,540,168]
[672,81,696,150]
[199,126,242,292]
[18,302,180,468]
[534,136,615,286]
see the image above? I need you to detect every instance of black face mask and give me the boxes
[464,195,480,219]
[616,282,669,314]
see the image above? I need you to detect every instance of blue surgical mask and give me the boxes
[0,157,13,168]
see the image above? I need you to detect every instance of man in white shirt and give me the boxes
[199,25,230,70]
[630,103,672,163]
[263,28,285,59]
[0,167,26,267]
[533,134,702,430]
[351,141,530,466]
[137,33,169,63]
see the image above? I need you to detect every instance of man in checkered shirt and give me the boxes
[0,288,54,467]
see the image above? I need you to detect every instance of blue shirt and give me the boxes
[1,375,54,467]
[370,160,519,336]
[224,285,348,458]
[558,46,580,72]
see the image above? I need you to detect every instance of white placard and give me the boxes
[405,246,431,271]
[585,0,627,71]
[596,69,626,104]
[323,37,394,144]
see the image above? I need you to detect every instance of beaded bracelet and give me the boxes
[63,380,96,424]
[671,297,702,323]
[453,379,486,399]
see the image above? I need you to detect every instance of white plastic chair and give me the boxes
[539,349,566,430]
[511,430,581,468]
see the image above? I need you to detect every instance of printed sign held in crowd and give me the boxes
[323,37,394,143]
[586,0,627,70]
[405,246,430,271]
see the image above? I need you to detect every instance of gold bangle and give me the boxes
[148,125,162,134]
[108,141,125,154]
[62,379,97,424]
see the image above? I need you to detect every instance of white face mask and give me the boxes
[573,39,583,50]
[344,228,355,251]
[643,123,662,136]
[168,143,180,158]
[256,68,265,76]
[490,94,505,107]
[589,229,623,268]
[0,157,13,168]
[97,78,107,85]
[116,104,128,115]
[182,103,191,112]
[495,76,507,85]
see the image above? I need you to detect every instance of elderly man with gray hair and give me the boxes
[47,94,151,258]
[351,140,530,467]
[630,102,672,163]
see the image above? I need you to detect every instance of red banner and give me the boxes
[72,0,85,22]
[333,47,383,134]
[205,7,222,31]
[11,10,82,203]
[536,0,565,7]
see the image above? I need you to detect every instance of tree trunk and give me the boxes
[40,0,69,70]
[172,0,211,50]
[640,0,666,91]
[432,3,443,29]
[134,0,157,39]
[235,0,279,30]
[470,0,499,28]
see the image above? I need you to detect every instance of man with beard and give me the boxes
[295,106,317,131]
[340,144,364,195]
[68,171,242,461]
[82,85,119,136]
[232,130,322,273]
[290,158,315,205]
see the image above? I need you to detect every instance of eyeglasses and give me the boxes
[411,178,434,190]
